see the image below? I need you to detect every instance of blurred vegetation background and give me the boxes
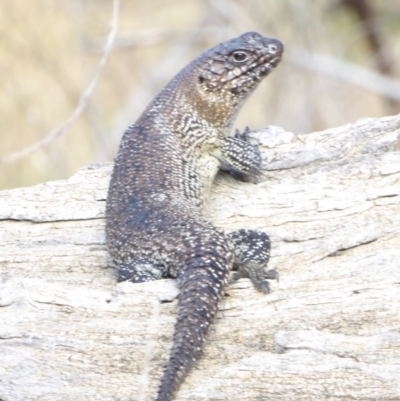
[1,0,399,189]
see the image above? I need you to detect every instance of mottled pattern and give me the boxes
[105,32,283,401]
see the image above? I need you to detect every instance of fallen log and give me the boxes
[1,114,400,400]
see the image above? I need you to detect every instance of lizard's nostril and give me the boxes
[268,44,278,54]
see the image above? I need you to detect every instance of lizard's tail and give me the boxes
[155,246,232,401]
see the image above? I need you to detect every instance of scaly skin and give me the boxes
[105,31,283,401]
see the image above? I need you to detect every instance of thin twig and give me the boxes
[289,49,400,102]
[0,0,120,165]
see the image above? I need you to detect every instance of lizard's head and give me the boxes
[194,31,283,100]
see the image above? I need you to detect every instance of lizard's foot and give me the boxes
[230,264,278,293]
[234,126,251,142]
[228,229,276,293]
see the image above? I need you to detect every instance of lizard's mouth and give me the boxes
[256,54,282,76]
[242,39,284,79]
[221,53,282,84]
[227,52,282,95]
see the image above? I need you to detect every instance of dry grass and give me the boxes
[1,0,399,189]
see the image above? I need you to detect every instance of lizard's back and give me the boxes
[106,86,222,276]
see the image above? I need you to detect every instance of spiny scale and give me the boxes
[105,31,283,401]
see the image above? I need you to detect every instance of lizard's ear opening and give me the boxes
[198,76,205,84]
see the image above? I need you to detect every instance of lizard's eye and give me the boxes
[232,51,248,62]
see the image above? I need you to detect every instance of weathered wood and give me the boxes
[1,114,400,401]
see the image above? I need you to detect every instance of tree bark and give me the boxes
[1,114,400,401]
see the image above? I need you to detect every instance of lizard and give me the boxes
[105,31,283,401]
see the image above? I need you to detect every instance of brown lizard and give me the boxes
[106,31,283,401]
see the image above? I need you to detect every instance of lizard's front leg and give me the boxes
[218,129,263,182]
